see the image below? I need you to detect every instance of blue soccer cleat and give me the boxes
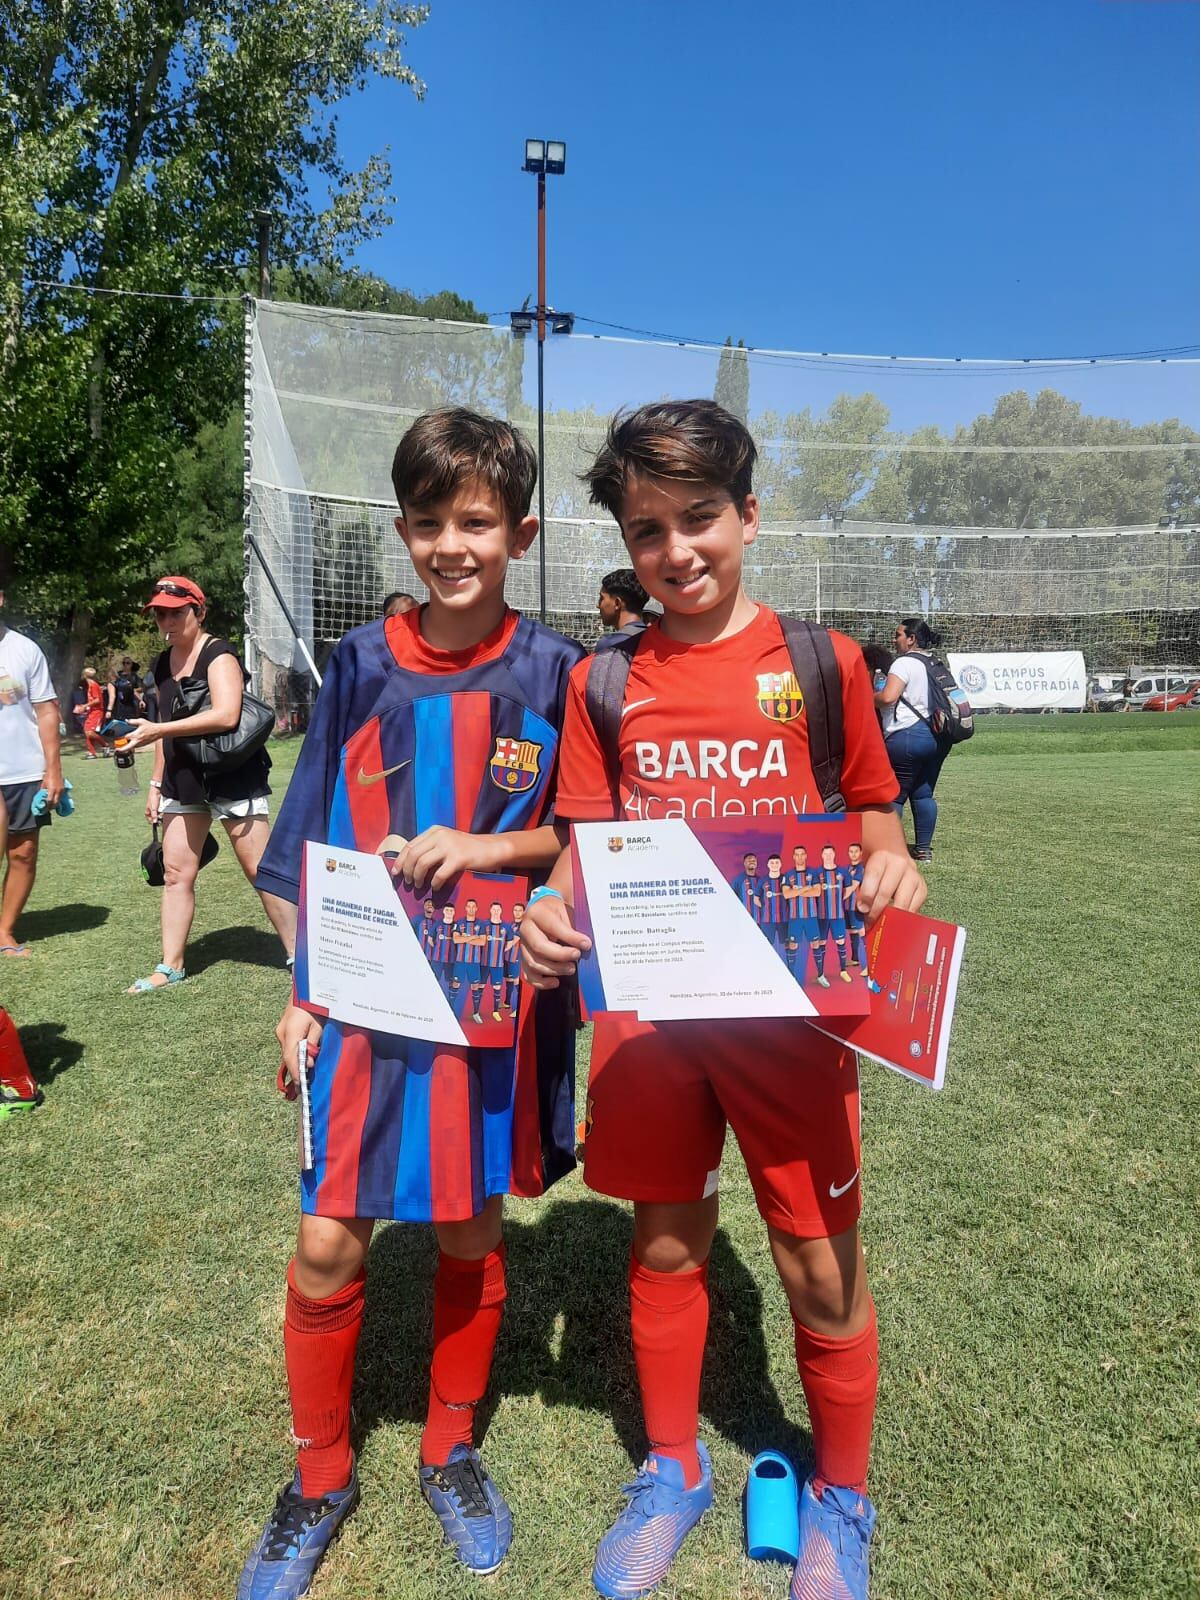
[418,1444,513,1574]
[592,1444,713,1598]
[790,1475,876,1600]
[236,1462,358,1600]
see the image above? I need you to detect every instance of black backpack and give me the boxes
[902,652,974,745]
[584,616,848,813]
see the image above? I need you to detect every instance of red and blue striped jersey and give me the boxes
[413,914,438,957]
[759,875,790,925]
[781,868,818,921]
[430,921,457,964]
[483,921,511,968]
[844,862,865,916]
[453,918,485,965]
[505,925,522,973]
[816,867,847,920]
[731,872,762,918]
[262,607,585,1223]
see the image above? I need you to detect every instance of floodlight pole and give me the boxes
[536,166,547,622]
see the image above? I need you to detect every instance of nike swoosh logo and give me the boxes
[356,759,411,786]
[621,697,656,718]
[828,1169,859,1199]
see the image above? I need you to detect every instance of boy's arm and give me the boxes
[855,806,927,923]
[517,841,591,990]
[392,820,562,894]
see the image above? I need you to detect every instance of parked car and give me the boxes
[1141,678,1200,712]
[1087,675,1128,712]
[1126,673,1194,710]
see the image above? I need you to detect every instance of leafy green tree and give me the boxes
[0,0,428,690]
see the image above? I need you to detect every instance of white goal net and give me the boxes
[244,299,1200,716]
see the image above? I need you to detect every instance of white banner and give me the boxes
[948,650,1087,710]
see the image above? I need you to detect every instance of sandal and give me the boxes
[0,945,31,958]
[127,963,186,994]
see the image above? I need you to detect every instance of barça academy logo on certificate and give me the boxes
[489,736,542,794]
[607,836,625,854]
[325,858,338,873]
[756,670,804,723]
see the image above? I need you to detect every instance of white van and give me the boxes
[1126,673,1192,709]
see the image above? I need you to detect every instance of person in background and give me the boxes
[74,667,108,757]
[594,567,651,651]
[860,642,894,693]
[110,656,140,723]
[381,591,419,618]
[0,588,64,957]
[874,618,946,863]
[118,575,295,992]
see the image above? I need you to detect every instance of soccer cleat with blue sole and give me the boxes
[790,1475,876,1600]
[592,1444,713,1598]
[419,1444,513,1574]
[237,1462,359,1600]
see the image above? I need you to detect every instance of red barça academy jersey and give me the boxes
[556,606,897,823]
[258,607,585,1223]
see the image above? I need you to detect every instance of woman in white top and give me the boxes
[873,618,947,862]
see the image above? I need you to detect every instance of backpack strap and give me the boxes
[583,632,641,813]
[778,615,846,813]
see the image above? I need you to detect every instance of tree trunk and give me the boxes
[52,604,93,709]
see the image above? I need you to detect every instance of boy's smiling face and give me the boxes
[396,477,537,629]
[620,474,758,635]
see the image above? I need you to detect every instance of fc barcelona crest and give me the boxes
[489,736,542,793]
[756,670,804,723]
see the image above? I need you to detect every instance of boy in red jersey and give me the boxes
[520,400,926,1600]
[240,410,584,1600]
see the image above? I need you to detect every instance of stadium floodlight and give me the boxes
[521,137,571,621]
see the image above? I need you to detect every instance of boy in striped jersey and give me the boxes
[242,409,584,1598]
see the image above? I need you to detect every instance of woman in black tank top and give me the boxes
[118,575,295,992]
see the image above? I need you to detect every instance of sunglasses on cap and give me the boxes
[152,581,197,600]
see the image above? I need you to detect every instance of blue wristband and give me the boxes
[527,885,564,908]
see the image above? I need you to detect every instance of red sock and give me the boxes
[629,1253,709,1489]
[793,1299,879,1497]
[420,1246,507,1467]
[284,1261,365,1498]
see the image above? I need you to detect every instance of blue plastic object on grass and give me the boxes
[31,780,74,818]
[745,1449,800,1562]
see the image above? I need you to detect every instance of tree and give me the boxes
[1,0,429,690]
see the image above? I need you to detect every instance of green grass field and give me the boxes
[2,715,1198,1600]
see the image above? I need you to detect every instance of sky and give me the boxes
[326,0,1200,429]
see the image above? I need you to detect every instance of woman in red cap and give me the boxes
[121,577,295,992]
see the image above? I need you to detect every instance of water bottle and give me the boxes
[113,739,139,796]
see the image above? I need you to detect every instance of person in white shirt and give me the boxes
[0,591,64,955]
[873,618,946,864]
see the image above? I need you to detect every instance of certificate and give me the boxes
[295,843,468,1045]
[572,820,818,1022]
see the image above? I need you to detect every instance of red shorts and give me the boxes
[583,1016,862,1238]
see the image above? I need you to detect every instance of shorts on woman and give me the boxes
[159,793,269,822]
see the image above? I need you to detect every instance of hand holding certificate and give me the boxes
[295,843,469,1045]
[571,818,966,1089]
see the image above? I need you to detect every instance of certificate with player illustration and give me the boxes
[295,842,528,1048]
[573,817,965,1087]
